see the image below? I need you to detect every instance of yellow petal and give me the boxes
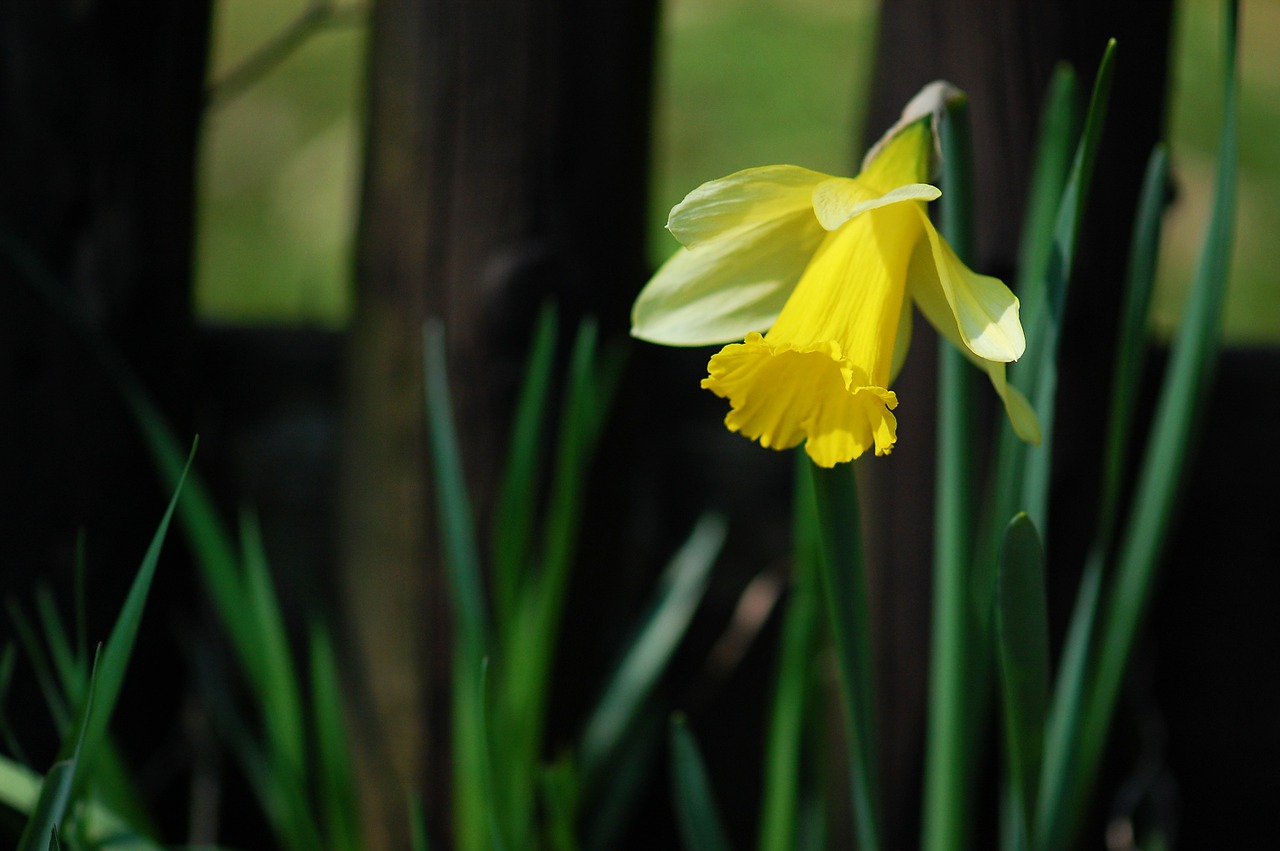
[667,165,830,247]
[631,208,825,346]
[859,119,934,192]
[912,210,1025,362]
[700,200,921,465]
[888,296,914,384]
[702,334,899,467]
[769,200,920,388]
[983,361,1042,445]
[812,179,941,231]
[906,234,1041,442]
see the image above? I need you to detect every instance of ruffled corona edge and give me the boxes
[701,332,899,467]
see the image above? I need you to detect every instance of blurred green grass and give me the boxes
[194,0,1280,343]
[195,0,365,327]
[1155,0,1280,342]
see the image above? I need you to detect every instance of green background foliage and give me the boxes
[194,0,1277,342]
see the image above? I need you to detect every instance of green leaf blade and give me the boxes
[994,514,1050,847]
[669,716,734,851]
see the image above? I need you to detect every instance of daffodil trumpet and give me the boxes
[632,81,1040,467]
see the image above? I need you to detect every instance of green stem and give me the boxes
[806,462,881,851]
[922,97,979,851]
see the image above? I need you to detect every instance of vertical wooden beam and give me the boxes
[342,0,657,844]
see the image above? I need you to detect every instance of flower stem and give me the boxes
[806,462,881,851]
[922,97,981,851]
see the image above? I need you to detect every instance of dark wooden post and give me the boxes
[340,0,658,844]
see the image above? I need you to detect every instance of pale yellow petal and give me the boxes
[907,236,1041,443]
[913,210,1025,362]
[667,165,830,247]
[631,208,825,346]
[982,361,1042,445]
[812,179,941,231]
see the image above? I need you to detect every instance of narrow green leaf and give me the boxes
[476,657,510,851]
[239,512,308,794]
[498,319,623,849]
[669,715,734,851]
[540,755,582,851]
[19,759,74,851]
[17,649,96,851]
[453,653,507,851]
[1034,549,1102,850]
[759,457,823,851]
[580,514,726,783]
[1039,8,1238,848]
[121,381,252,664]
[492,303,559,628]
[5,602,70,732]
[994,514,1050,848]
[982,64,1078,632]
[1034,140,1169,851]
[34,589,78,704]
[408,793,430,851]
[1074,0,1238,839]
[582,701,666,851]
[311,622,361,851]
[1020,39,1116,539]
[422,318,490,661]
[71,448,191,788]
[1095,147,1170,544]
[534,318,618,620]
[806,462,881,851]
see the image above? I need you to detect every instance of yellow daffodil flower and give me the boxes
[632,82,1040,467]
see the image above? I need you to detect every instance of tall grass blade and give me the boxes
[16,649,95,851]
[1096,147,1171,543]
[499,319,621,848]
[669,715,734,851]
[579,514,726,783]
[1035,145,1170,848]
[1020,39,1116,538]
[492,303,559,628]
[423,318,492,851]
[1075,0,1238,838]
[982,64,1077,625]
[582,703,665,851]
[5,603,69,731]
[34,590,78,707]
[71,448,191,791]
[994,514,1050,849]
[759,456,823,851]
[237,512,326,851]
[422,318,490,661]
[540,756,582,851]
[311,622,361,851]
